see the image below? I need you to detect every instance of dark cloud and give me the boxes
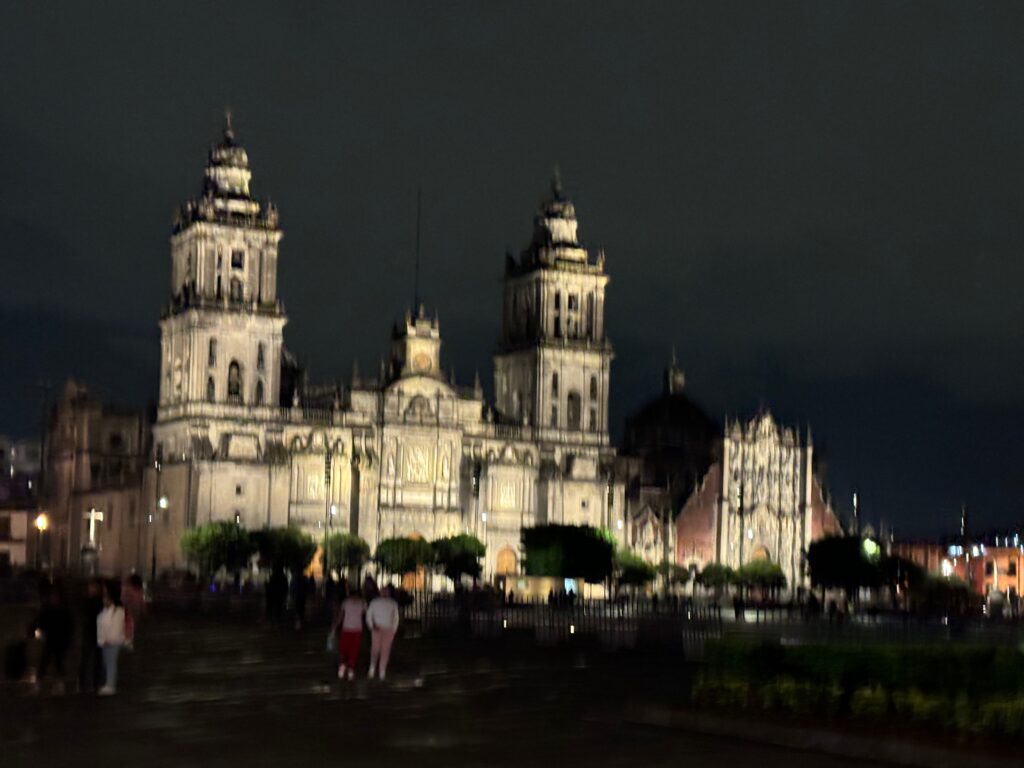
[1,2,1022,535]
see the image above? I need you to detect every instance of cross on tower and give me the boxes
[84,507,105,548]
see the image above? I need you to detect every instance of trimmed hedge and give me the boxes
[694,640,1024,739]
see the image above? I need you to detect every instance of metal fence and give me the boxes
[408,595,724,656]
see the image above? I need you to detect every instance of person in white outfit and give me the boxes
[96,581,126,695]
[366,586,400,680]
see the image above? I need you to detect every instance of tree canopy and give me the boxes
[521,524,615,584]
[325,532,370,577]
[734,559,787,591]
[615,548,656,586]
[374,536,435,575]
[696,563,735,594]
[250,526,317,573]
[657,560,691,586]
[431,534,485,582]
[181,521,255,576]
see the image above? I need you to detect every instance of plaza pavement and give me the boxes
[0,607,895,768]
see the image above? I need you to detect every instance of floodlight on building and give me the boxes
[481,512,488,522]
[34,513,49,532]
[746,528,754,540]
[158,496,169,510]
[330,504,338,517]
[616,519,623,530]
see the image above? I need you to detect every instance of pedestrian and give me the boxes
[29,581,73,694]
[362,573,379,602]
[78,578,104,693]
[291,568,308,630]
[122,574,145,649]
[97,580,126,695]
[266,565,287,624]
[332,586,366,681]
[366,586,400,681]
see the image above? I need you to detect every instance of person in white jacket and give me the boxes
[96,581,126,695]
[366,586,400,680]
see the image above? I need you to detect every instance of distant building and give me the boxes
[893,538,1023,600]
[621,362,842,589]
[43,380,149,574]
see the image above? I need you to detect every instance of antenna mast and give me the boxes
[413,187,422,311]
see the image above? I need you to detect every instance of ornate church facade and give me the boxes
[146,121,625,579]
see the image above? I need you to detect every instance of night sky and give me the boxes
[2,3,1022,537]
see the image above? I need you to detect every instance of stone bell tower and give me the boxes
[493,174,612,446]
[157,114,286,421]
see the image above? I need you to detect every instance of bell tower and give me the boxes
[494,175,612,444]
[157,114,286,419]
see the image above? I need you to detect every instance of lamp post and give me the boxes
[323,449,332,580]
[34,512,49,569]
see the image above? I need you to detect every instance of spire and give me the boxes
[413,186,422,312]
[473,370,483,398]
[551,164,563,199]
[223,107,235,144]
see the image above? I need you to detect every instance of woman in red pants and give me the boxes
[331,586,366,681]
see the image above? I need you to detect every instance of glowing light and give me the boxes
[158,496,169,509]
[34,513,49,532]
[862,538,880,559]
[502,618,508,629]
[616,519,624,530]
[330,504,338,517]
[569,624,575,635]
[746,528,754,540]
[481,512,488,522]
[941,559,953,577]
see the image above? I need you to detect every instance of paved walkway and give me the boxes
[2,611,880,767]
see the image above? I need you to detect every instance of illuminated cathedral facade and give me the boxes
[147,120,625,579]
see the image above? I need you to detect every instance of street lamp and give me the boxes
[34,512,49,569]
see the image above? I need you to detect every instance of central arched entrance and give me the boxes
[495,546,517,576]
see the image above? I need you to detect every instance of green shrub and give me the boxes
[692,677,749,709]
[849,685,888,719]
[891,688,949,726]
[977,697,1024,738]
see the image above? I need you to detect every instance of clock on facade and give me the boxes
[413,353,432,373]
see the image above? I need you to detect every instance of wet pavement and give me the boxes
[2,611,879,767]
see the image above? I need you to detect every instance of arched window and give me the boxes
[227,361,242,403]
[589,408,597,432]
[551,372,559,396]
[206,377,216,403]
[554,291,561,310]
[254,379,264,406]
[566,391,582,431]
[589,375,598,400]
[229,278,243,302]
[208,339,217,367]
[257,343,265,371]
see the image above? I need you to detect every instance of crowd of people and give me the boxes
[8,574,146,696]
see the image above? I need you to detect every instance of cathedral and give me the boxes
[146,119,625,579]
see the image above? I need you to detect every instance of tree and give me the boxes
[696,563,734,598]
[657,560,691,588]
[181,521,255,577]
[878,555,925,608]
[521,524,615,584]
[250,527,317,573]
[807,535,882,600]
[325,532,371,580]
[615,548,656,587]
[734,559,787,598]
[375,537,435,577]
[432,534,485,582]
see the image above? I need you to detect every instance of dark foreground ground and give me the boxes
[1,609,882,768]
